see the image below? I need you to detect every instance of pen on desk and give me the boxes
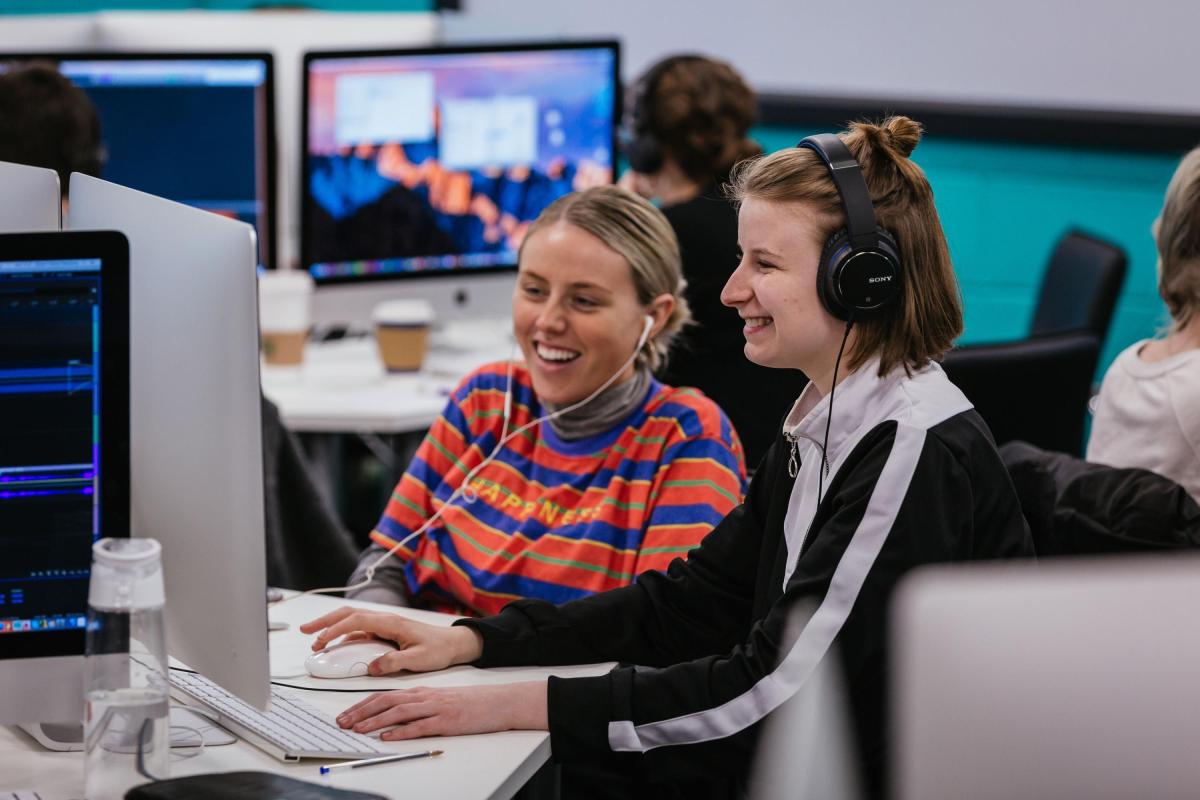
[319,749,443,774]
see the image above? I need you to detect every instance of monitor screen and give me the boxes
[302,41,618,284]
[0,232,129,660]
[0,53,276,269]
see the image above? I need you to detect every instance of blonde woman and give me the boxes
[1088,145,1200,502]
[346,186,746,617]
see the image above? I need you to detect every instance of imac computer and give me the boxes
[0,230,131,745]
[0,52,277,269]
[0,161,61,233]
[70,174,271,711]
[893,556,1200,799]
[301,40,619,327]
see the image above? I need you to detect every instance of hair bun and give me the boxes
[849,116,922,161]
[881,116,921,158]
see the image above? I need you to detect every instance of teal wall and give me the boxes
[755,126,1179,377]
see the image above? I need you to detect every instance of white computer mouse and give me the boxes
[304,639,399,680]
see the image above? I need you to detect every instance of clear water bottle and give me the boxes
[84,538,170,800]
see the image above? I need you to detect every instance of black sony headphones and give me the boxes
[621,55,704,175]
[797,134,902,322]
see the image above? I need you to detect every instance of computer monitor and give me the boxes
[892,556,1200,800]
[69,174,270,711]
[0,52,276,269]
[0,230,131,733]
[0,161,61,233]
[302,40,619,326]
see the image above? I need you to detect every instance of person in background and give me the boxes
[303,117,1033,799]
[1087,145,1200,502]
[0,61,104,211]
[346,186,746,617]
[620,54,807,467]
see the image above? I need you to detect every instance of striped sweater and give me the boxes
[369,362,747,616]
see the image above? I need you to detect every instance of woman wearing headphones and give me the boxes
[620,54,806,466]
[305,118,1033,797]
[345,186,746,618]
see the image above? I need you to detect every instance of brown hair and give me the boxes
[1155,144,1200,331]
[519,186,690,370]
[727,116,963,376]
[0,62,103,198]
[638,55,761,182]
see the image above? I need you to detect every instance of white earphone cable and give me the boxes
[283,315,656,604]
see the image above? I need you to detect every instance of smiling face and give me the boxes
[720,197,848,385]
[513,221,663,406]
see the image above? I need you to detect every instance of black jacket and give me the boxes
[460,361,1033,796]
[1000,440,1200,556]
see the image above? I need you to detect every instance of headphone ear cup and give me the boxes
[875,227,902,269]
[816,229,852,322]
[624,133,664,174]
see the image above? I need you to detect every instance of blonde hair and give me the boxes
[519,186,690,370]
[1156,145,1200,331]
[726,116,963,376]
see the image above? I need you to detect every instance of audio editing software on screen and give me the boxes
[0,258,103,635]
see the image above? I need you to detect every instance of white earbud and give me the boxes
[638,314,655,349]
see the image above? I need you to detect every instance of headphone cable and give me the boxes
[818,318,854,504]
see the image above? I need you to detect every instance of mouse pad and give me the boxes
[126,771,388,799]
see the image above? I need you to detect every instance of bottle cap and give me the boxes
[89,538,166,611]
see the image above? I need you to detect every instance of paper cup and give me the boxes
[259,271,313,366]
[373,299,434,373]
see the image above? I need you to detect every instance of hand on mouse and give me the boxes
[299,607,483,676]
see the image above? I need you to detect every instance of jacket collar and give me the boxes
[782,358,970,465]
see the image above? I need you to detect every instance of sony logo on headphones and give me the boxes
[867,276,893,284]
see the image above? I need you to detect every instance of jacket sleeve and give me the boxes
[454,437,782,670]
[541,422,990,782]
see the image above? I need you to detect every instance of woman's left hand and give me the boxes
[335,681,548,741]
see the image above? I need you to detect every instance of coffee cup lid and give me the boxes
[259,270,313,296]
[373,299,434,326]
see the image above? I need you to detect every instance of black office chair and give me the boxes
[261,396,359,590]
[942,332,1100,455]
[1029,229,1127,339]
[942,230,1127,455]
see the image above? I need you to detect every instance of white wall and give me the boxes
[441,0,1200,114]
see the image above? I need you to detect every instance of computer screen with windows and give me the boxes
[302,41,618,285]
[0,53,276,269]
[0,231,129,691]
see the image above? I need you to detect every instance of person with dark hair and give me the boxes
[300,116,1033,798]
[0,62,103,202]
[620,54,806,467]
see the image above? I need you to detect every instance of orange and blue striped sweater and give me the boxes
[369,362,747,617]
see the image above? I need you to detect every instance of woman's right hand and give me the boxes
[298,607,484,676]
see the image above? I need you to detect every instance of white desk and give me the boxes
[261,322,513,435]
[0,594,612,800]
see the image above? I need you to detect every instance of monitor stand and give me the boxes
[18,708,236,751]
[19,722,83,752]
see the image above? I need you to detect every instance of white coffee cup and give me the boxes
[258,271,313,366]
[373,299,434,373]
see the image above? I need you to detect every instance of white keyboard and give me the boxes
[169,670,391,762]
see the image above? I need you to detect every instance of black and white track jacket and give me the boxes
[458,359,1034,792]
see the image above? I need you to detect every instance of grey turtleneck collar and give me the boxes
[542,368,651,442]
